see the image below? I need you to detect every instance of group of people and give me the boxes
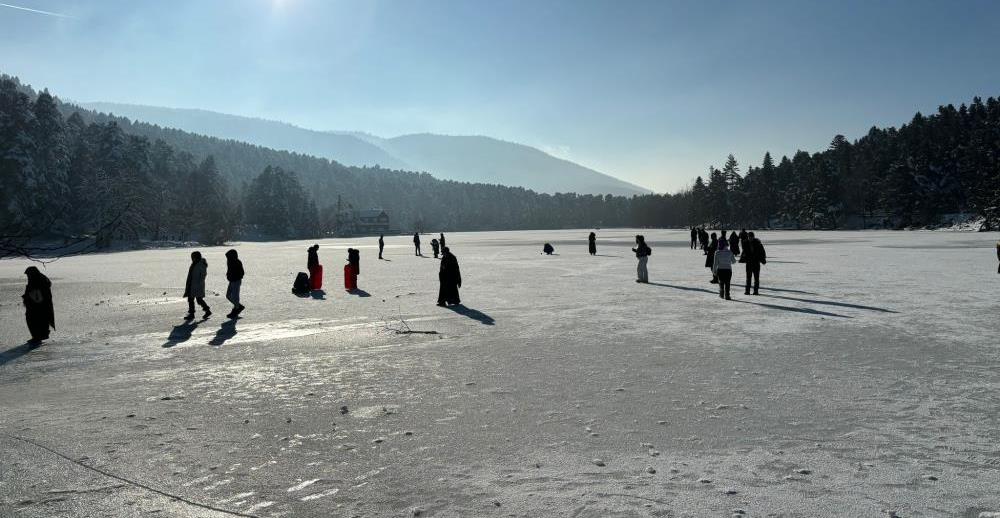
[696,228,766,300]
[413,232,446,257]
[17,232,999,346]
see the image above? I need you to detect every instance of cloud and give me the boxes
[0,2,71,18]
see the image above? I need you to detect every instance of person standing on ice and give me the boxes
[225,249,245,318]
[699,228,709,252]
[440,233,446,251]
[632,235,651,283]
[413,232,422,256]
[713,239,737,300]
[378,234,385,260]
[739,229,749,252]
[431,238,440,258]
[589,232,597,255]
[706,232,719,284]
[307,244,320,278]
[437,247,462,306]
[690,227,697,249]
[744,232,766,295]
[183,251,211,319]
[728,231,741,257]
[22,266,55,346]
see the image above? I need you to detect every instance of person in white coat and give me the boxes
[183,251,211,319]
[713,239,737,300]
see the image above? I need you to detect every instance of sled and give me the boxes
[310,264,323,290]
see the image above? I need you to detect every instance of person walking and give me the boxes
[439,233,446,251]
[739,228,749,252]
[744,232,766,295]
[22,267,55,345]
[378,234,385,260]
[184,251,211,319]
[713,239,737,300]
[699,228,709,252]
[413,233,422,256]
[728,231,741,257]
[706,232,719,283]
[690,227,697,249]
[632,234,651,283]
[431,238,440,258]
[225,249,245,318]
[589,232,597,256]
[437,247,462,306]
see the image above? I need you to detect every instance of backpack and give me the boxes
[292,272,310,294]
[757,243,767,264]
[645,244,651,256]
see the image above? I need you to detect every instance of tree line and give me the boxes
[3,73,999,258]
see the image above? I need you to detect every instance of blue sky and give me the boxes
[2,0,999,192]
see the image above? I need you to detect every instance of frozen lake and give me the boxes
[1,229,998,517]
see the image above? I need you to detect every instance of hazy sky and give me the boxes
[3,0,999,192]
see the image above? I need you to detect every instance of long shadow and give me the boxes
[593,254,623,258]
[766,260,804,264]
[647,282,717,295]
[310,289,326,300]
[163,319,203,348]
[734,299,852,318]
[0,342,39,367]
[759,287,819,295]
[446,304,495,325]
[209,318,238,346]
[379,258,392,262]
[760,293,898,313]
[348,289,371,297]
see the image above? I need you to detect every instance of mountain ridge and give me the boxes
[79,101,651,196]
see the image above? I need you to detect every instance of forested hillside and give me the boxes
[690,101,1000,229]
[2,72,998,257]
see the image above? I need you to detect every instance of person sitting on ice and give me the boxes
[543,243,555,255]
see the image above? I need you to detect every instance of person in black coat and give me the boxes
[589,232,597,255]
[225,249,245,318]
[22,267,55,345]
[307,244,320,284]
[440,233,446,250]
[739,229,749,252]
[378,234,385,260]
[543,243,555,255]
[699,228,709,252]
[706,232,719,283]
[437,247,462,306]
[690,227,697,249]
[413,233,422,256]
[744,232,766,295]
[184,251,211,319]
[728,231,741,257]
[431,238,440,258]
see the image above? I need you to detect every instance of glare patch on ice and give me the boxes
[287,478,321,492]
[300,488,339,501]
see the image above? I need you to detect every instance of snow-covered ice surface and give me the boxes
[1,229,998,517]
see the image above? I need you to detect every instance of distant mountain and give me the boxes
[79,102,651,196]
[81,102,410,170]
